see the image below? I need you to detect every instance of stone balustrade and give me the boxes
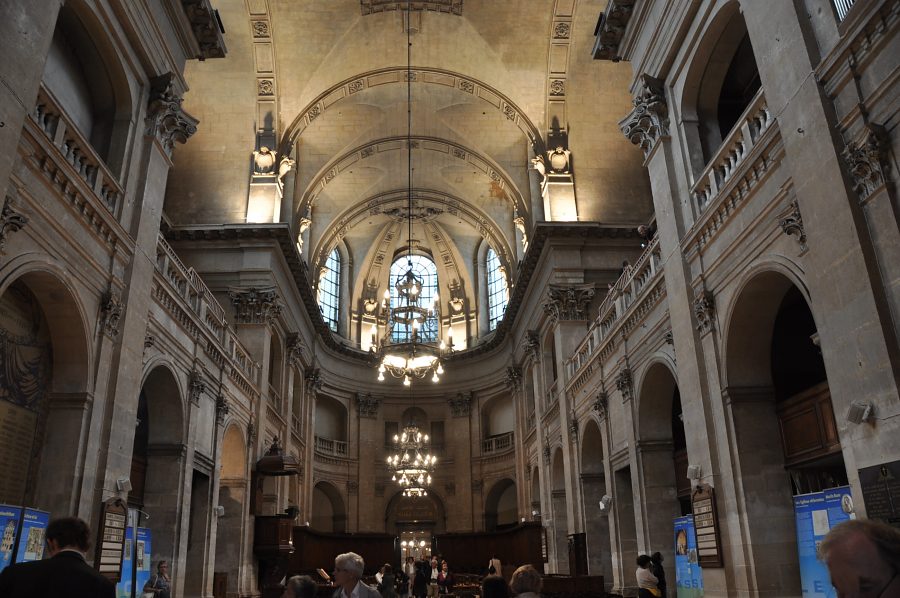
[315,435,348,457]
[482,431,514,455]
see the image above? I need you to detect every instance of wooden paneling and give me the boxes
[434,522,544,574]
[777,383,839,467]
[287,526,396,576]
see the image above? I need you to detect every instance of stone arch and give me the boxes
[484,478,517,531]
[311,480,346,532]
[215,423,248,596]
[279,67,545,167]
[722,266,839,596]
[634,360,683,584]
[580,419,612,579]
[314,394,348,443]
[385,488,447,536]
[0,266,91,516]
[679,1,761,169]
[481,393,514,438]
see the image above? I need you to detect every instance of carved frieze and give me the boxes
[615,368,632,402]
[356,392,380,418]
[543,284,595,322]
[779,199,807,252]
[146,73,199,155]
[448,392,472,417]
[842,124,889,203]
[228,287,281,325]
[693,289,715,334]
[619,74,669,158]
[360,0,463,16]
[0,196,28,253]
[101,289,124,339]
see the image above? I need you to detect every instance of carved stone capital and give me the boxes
[189,368,206,405]
[180,0,227,59]
[542,444,551,465]
[0,195,28,253]
[101,289,124,339]
[356,392,380,418]
[543,284,595,322]
[215,394,230,424]
[228,286,281,325]
[448,392,472,417]
[286,333,305,368]
[146,73,199,155]
[305,368,323,395]
[247,417,257,446]
[592,0,636,61]
[779,199,807,252]
[592,391,609,418]
[843,124,889,203]
[693,289,715,334]
[568,418,579,444]
[523,330,541,362]
[615,368,633,402]
[619,74,669,158]
[505,366,523,391]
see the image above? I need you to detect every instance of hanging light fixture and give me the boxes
[373,0,452,386]
[387,422,437,497]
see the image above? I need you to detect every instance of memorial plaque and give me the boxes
[0,402,37,505]
[691,484,723,568]
[94,498,127,582]
[859,460,900,528]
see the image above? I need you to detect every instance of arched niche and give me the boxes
[311,481,346,532]
[484,478,517,531]
[580,419,612,580]
[481,393,514,438]
[385,488,447,538]
[314,395,348,442]
[215,424,248,597]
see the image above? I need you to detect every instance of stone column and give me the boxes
[447,392,473,530]
[354,392,380,531]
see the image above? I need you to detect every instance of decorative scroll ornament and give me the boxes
[286,333,305,368]
[619,74,669,158]
[215,394,230,424]
[779,199,807,252]
[189,368,206,405]
[592,391,609,418]
[543,284,595,322]
[0,196,28,253]
[356,392,380,418]
[146,73,199,155]
[513,214,528,252]
[523,330,541,362]
[228,286,281,324]
[448,392,472,417]
[505,366,523,391]
[842,124,889,203]
[531,154,548,190]
[615,368,633,401]
[693,288,715,334]
[101,289,124,339]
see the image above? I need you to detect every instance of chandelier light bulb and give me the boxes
[378,372,385,381]
[404,375,411,386]
[383,289,391,299]
[432,372,439,382]
[439,340,446,350]
[433,293,439,304]
[436,363,443,374]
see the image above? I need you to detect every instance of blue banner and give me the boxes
[13,508,49,563]
[0,505,23,573]
[135,527,152,595]
[674,514,703,598]
[793,486,853,598]
[117,524,134,598]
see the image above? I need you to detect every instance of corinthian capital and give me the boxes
[542,284,595,322]
[228,286,282,325]
[619,74,669,158]
[146,73,199,155]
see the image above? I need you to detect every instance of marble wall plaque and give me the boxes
[859,460,900,527]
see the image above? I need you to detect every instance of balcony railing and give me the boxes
[833,0,855,21]
[32,85,123,216]
[315,436,348,457]
[566,235,662,381]
[482,432,514,455]
[692,90,773,214]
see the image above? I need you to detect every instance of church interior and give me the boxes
[0,0,898,596]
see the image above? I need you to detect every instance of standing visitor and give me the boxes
[143,560,172,598]
[333,552,381,598]
[509,564,542,598]
[650,552,666,597]
[636,554,660,598]
[481,574,509,598]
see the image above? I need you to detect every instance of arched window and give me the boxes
[319,249,340,332]
[486,247,508,331]
[390,255,438,343]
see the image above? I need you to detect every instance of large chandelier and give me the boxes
[373,0,451,387]
[387,423,437,496]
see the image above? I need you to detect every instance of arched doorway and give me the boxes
[484,478,517,531]
[724,271,845,596]
[386,490,446,561]
[580,419,612,582]
[311,481,346,532]
[0,273,89,517]
[550,448,568,573]
[214,424,248,597]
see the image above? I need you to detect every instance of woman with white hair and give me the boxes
[333,552,381,598]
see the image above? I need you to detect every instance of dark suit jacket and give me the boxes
[0,550,116,598]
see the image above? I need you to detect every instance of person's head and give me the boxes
[441,562,448,573]
[383,564,392,575]
[636,554,652,569]
[156,561,169,575]
[820,519,900,598]
[431,555,438,565]
[481,574,509,598]
[334,552,365,589]
[510,564,542,594]
[45,517,91,555]
[282,575,317,598]
[651,551,663,564]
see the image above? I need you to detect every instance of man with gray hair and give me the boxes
[282,575,318,598]
[820,518,900,598]
[333,552,381,598]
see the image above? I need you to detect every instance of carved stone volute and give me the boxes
[842,124,889,203]
[101,289,124,339]
[619,74,669,158]
[146,73,199,155]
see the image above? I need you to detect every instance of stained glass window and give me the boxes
[390,255,438,343]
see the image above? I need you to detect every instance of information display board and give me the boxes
[793,486,852,598]
[135,528,152,595]
[0,504,22,573]
[673,515,703,598]
[13,508,49,564]
[690,484,722,567]
[95,497,127,582]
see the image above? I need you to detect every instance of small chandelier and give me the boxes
[387,423,437,496]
